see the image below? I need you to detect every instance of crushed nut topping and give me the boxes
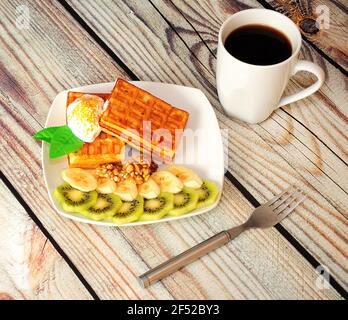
[95,160,158,184]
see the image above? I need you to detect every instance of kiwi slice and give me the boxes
[168,187,199,216]
[110,195,144,224]
[54,183,97,213]
[140,192,174,221]
[81,193,122,221]
[196,180,219,209]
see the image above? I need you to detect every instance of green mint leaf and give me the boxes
[49,126,84,159]
[33,126,63,143]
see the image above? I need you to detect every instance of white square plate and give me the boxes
[43,81,224,226]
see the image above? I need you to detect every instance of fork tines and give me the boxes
[268,186,306,215]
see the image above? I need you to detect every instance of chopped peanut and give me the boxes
[96,160,158,185]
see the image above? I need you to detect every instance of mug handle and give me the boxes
[277,60,325,108]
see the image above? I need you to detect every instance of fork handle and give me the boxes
[139,227,244,288]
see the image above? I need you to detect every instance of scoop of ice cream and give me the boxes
[67,94,105,142]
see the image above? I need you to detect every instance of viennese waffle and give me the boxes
[100,79,189,162]
[67,92,125,168]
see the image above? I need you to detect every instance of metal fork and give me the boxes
[138,186,306,288]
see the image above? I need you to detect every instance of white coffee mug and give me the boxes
[216,9,325,124]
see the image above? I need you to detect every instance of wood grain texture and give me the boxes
[0,0,342,299]
[0,181,92,300]
[265,0,348,72]
[66,0,348,291]
[0,0,170,300]
[166,0,348,163]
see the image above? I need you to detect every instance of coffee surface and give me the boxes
[224,24,292,65]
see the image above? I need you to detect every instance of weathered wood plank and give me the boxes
[266,0,348,72]
[0,0,171,300]
[0,0,342,299]
[66,0,348,290]
[0,181,92,300]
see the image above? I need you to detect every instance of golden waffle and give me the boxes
[66,91,125,168]
[100,79,189,162]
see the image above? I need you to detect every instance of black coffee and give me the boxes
[224,24,292,65]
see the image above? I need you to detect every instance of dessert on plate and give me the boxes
[66,92,125,168]
[34,79,219,225]
[100,79,189,162]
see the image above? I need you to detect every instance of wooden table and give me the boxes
[0,0,347,300]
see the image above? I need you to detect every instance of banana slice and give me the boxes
[167,165,203,189]
[114,178,138,201]
[151,171,184,193]
[62,168,97,192]
[138,178,160,199]
[96,178,117,194]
